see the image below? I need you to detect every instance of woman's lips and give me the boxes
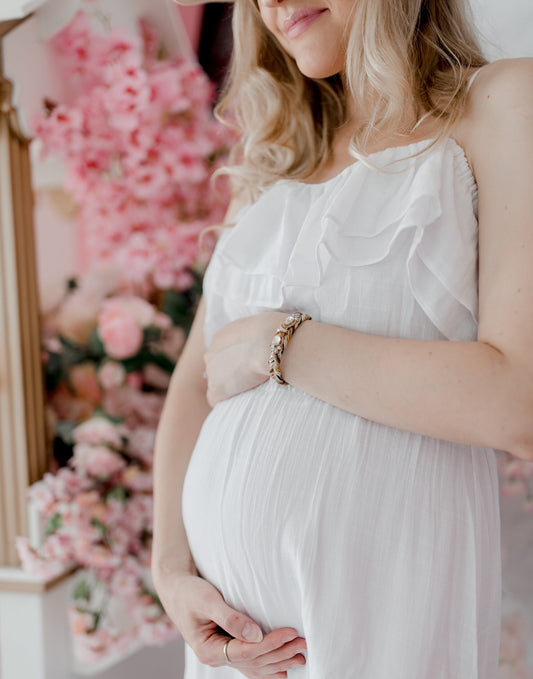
[284,8,328,39]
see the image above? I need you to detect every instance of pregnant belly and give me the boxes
[181,378,499,633]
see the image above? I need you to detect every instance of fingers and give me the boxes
[226,628,304,662]
[201,593,263,642]
[221,630,307,675]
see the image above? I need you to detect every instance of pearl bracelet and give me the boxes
[268,312,312,385]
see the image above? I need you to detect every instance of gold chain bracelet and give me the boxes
[268,312,312,385]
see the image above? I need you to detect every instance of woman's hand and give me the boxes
[155,572,307,678]
[204,312,286,407]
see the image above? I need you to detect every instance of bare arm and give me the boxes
[152,295,210,580]
[152,191,251,579]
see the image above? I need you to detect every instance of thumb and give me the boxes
[207,597,263,643]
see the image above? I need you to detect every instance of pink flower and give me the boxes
[120,466,153,492]
[84,544,121,569]
[98,307,143,360]
[41,533,72,562]
[109,569,140,599]
[499,610,529,674]
[55,290,101,345]
[15,537,66,580]
[74,490,101,508]
[142,364,170,391]
[73,417,124,449]
[71,625,114,664]
[98,361,126,389]
[55,468,94,497]
[49,382,95,423]
[70,363,103,406]
[72,443,126,479]
[125,371,144,390]
[102,386,164,429]
[158,326,185,362]
[106,296,156,327]
[127,427,155,465]
[27,480,56,515]
[69,608,96,635]
[136,616,179,645]
[501,479,527,498]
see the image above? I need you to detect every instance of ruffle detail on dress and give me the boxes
[314,140,479,340]
[204,137,479,342]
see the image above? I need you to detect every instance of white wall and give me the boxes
[473,0,533,59]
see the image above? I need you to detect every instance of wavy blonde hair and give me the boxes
[214,0,487,203]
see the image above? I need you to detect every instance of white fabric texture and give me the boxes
[181,133,502,678]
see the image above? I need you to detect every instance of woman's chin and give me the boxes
[295,58,342,81]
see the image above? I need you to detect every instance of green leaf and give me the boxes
[105,486,128,504]
[44,513,62,535]
[90,518,107,538]
[58,335,88,365]
[87,329,106,359]
[121,353,146,373]
[93,407,123,425]
[44,351,63,392]
[159,289,190,327]
[146,351,175,374]
[90,611,101,632]
[73,579,91,602]
[143,325,162,344]
[55,420,77,446]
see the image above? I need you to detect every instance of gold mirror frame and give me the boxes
[0,18,48,567]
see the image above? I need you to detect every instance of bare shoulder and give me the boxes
[456,58,533,177]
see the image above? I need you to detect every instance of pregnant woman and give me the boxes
[152,0,533,676]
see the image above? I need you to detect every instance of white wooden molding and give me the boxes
[0,66,48,567]
[0,566,77,679]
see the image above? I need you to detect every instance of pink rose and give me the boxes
[15,537,66,581]
[101,296,155,327]
[98,361,126,389]
[98,307,143,360]
[55,290,101,345]
[127,427,155,464]
[73,417,123,448]
[158,326,186,362]
[70,363,102,406]
[72,443,126,479]
[41,533,72,562]
[109,569,140,599]
[102,386,164,429]
[142,364,170,391]
[49,382,95,423]
[125,371,143,390]
[120,466,153,492]
[27,480,56,514]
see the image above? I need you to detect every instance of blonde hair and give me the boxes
[214,0,488,203]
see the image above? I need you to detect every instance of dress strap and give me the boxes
[466,68,482,93]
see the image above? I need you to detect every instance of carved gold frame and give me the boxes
[0,18,48,567]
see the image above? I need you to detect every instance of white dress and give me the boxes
[181,134,502,678]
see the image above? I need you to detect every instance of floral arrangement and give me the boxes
[34,8,236,295]
[15,5,235,665]
[16,268,191,661]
